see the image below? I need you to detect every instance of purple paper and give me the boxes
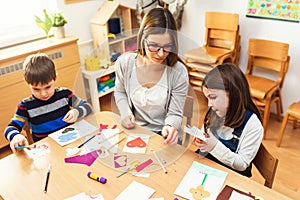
[64,150,102,166]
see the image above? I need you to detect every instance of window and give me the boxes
[0,0,58,48]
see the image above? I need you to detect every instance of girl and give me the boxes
[194,63,263,177]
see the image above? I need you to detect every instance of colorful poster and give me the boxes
[246,0,300,22]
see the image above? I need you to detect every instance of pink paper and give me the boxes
[64,150,101,166]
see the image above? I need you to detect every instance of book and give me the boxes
[174,161,228,200]
[216,185,255,200]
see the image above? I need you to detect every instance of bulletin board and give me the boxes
[246,0,300,22]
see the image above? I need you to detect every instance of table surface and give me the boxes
[0,111,292,200]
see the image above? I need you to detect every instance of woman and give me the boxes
[114,7,188,145]
[194,63,263,177]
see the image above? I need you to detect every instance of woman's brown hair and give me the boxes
[137,7,179,66]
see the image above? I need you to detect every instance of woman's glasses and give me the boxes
[144,39,173,53]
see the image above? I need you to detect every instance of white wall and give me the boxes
[57,0,299,113]
[180,0,300,113]
[56,0,135,64]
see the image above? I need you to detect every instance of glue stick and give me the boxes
[87,172,107,184]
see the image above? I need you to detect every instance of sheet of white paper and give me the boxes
[229,190,254,200]
[122,133,150,153]
[174,161,227,200]
[184,126,206,141]
[115,181,155,200]
[24,143,50,159]
[82,128,120,154]
[49,119,98,146]
[64,192,104,200]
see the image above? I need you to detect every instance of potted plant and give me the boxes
[34,9,53,38]
[52,12,67,39]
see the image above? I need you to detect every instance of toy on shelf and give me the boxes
[84,53,101,71]
[85,53,111,70]
[97,73,116,93]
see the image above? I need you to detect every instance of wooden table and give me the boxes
[0,112,292,200]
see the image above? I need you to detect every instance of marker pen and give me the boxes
[87,172,107,184]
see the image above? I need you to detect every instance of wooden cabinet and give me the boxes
[0,36,80,149]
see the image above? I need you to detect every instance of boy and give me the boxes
[4,53,92,153]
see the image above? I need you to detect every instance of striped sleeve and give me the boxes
[4,102,29,141]
[68,91,92,118]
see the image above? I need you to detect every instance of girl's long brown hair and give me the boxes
[202,63,261,132]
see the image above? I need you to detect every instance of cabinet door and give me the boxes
[0,72,30,148]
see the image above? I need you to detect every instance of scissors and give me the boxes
[116,160,140,178]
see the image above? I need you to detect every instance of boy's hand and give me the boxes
[162,125,178,145]
[121,114,136,129]
[10,134,29,153]
[63,109,79,123]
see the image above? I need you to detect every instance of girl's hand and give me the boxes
[121,114,136,129]
[194,131,218,152]
[10,134,29,153]
[162,125,178,145]
[63,109,79,123]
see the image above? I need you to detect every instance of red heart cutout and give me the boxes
[126,137,147,148]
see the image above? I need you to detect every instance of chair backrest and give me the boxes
[246,38,290,89]
[182,94,194,147]
[204,12,239,51]
[253,143,279,188]
[23,121,34,145]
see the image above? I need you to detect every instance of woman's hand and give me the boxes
[162,125,178,145]
[194,131,218,152]
[10,134,29,153]
[121,114,136,129]
[63,109,79,123]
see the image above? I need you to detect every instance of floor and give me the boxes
[1,92,299,200]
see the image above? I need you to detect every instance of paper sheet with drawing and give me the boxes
[174,161,228,200]
[49,119,98,146]
[122,133,150,154]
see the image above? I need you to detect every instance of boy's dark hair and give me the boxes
[23,53,56,85]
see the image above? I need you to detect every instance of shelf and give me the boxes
[99,87,114,98]
[82,64,116,112]
[109,33,137,45]
[82,65,115,80]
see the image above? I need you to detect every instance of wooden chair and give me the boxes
[23,121,34,145]
[253,143,279,188]
[182,95,194,147]
[245,38,290,137]
[276,101,300,147]
[184,12,240,91]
